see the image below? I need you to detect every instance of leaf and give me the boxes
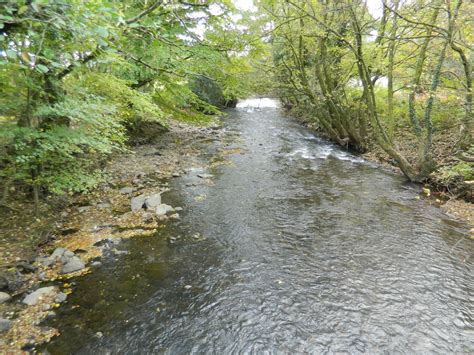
[6,49,16,59]
[18,5,28,15]
[36,64,49,73]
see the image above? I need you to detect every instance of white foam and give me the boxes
[237,98,280,109]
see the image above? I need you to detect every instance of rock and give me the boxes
[184,285,192,290]
[155,204,173,216]
[23,286,57,306]
[174,207,183,212]
[36,256,55,267]
[55,292,67,303]
[51,247,67,259]
[0,292,11,304]
[112,249,129,256]
[172,172,181,177]
[197,173,214,179]
[91,261,102,267]
[142,212,154,223]
[0,318,11,332]
[119,187,135,194]
[78,206,92,213]
[131,195,147,212]
[169,213,180,220]
[61,256,85,274]
[97,203,111,209]
[145,193,162,209]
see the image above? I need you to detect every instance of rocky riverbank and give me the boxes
[0,120,226,352]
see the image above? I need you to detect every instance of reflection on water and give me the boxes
[46,99,473,354]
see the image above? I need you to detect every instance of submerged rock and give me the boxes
[197,173,214,179]
[0,292,11,304]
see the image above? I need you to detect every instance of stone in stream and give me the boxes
[22,286,67,306]
[0,292,11,304]
[145,193,162,209]
[155,204,174,216]
[197,173,214,179]
[119,186,136,194]
[0,318,11,332]
[61,256,85,274]
[131,195,147,211]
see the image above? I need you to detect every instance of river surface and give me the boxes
[46,99,473,354]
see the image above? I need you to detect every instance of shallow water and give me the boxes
[46,99,473,354]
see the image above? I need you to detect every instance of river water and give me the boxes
[46,99,473,354]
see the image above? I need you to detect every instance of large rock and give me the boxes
[155,204,174,216]
[0,292,11,304]
[131,195,147,212]
[23,286,57,306]
[0,318,11,332]
[145,193,162,209]
[61,256,85,274]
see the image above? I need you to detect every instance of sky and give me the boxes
[234,0,384,18]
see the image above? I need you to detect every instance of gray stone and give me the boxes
[61,256,85,274]
[131,195,147,212]
[36,256,55,267]
[0,292,11,304]
[51,248,67,259]
[169,213,180,220]
[172,172,181,177]
[145,193,162,209]
[78,206,92,213]
[55,292,67,303]
[119,187,135,194]
[63,250,75,258]
[174,207,183,212]
[97,203,111,209]
[155,204,174,216]
[0,318,11,332]
[91,261,102,267]
[23,286,57,306]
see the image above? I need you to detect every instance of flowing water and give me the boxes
[46,99,473,354]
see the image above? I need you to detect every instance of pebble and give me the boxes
[184,285,192,290]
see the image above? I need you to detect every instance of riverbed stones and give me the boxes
[155,204,173,216]
[0,292,11,304]
[197,173,213,179]
[145,193,162,209]
[61,256,85,274]
[22,286,66,306]
[0,318,11,332]
[119,186,136,194]
[131,195,147,211]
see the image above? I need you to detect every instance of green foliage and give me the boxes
[0,0,264,203]
[0,97,126,194]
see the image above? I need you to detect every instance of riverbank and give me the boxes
[299,119,474,229]
[0,120,225,352]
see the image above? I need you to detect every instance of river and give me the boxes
[45,98,473,354]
